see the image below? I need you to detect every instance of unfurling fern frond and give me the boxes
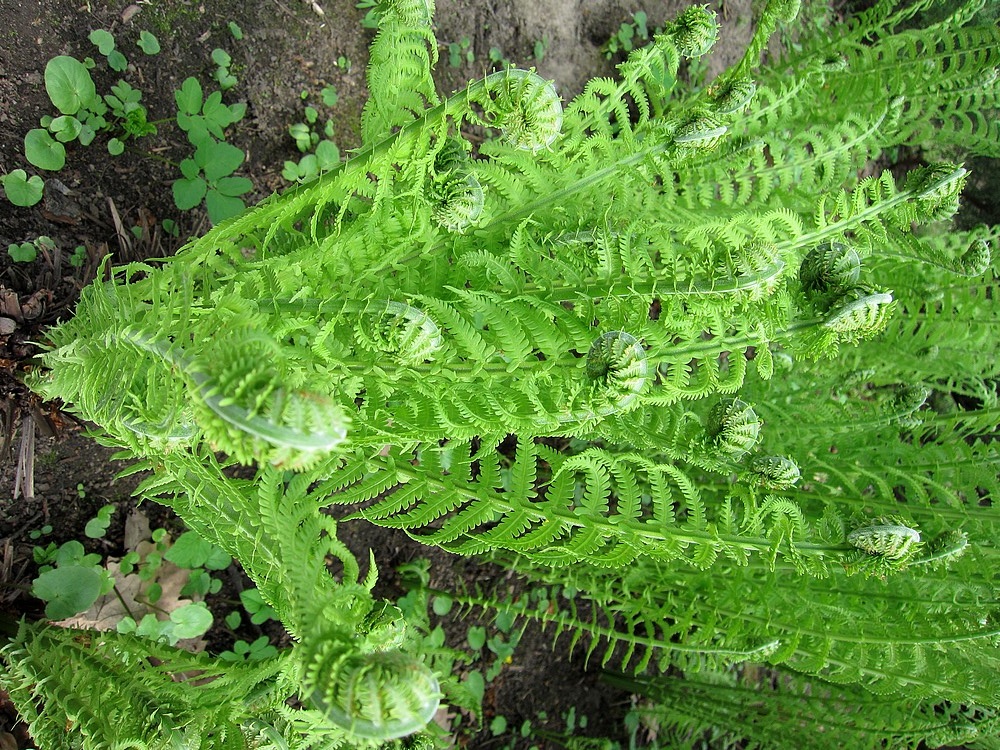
[190,335,349,469]
[354,300,444,365]
[847,517,921,559]
[302,640,440,741]
[467,69,564,152]
[799,241,861,303]
[558,330,649,423]
[361,0,439,144]
[706,397,762,459]
[664,4,719,58]
[747,454,801,489]
[845,516,922,577]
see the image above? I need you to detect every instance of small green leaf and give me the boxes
[44,56,97,115]
[205,189,245,224]
[49,115,83,143]
[137,30,160,54]
[213,175,252,197]
[179,156,202,182]
[2,170,44,207]
[25,129,66,171]
[78,125,97,147]
[240,588,277,624]
[321,86,338,106]
[84,505,115,538]
[211,48,232,67]
[315,139,340,169]
[164,530,216,568]
[181,568,212,597]
[464,670,485,705]
[33,565,103,619]
[8,243,37,263]
[107,50,128,72]
[175,77,203,115]
[172,176,207,210]
[490,716,508,736]
[135,613,171,640]
[432,596,453,616]
[228,21,244,40]
[107,138,125,156]
[88,29,116,55]
[466,625,487,651]
[197,140,244,180]
[494,610,516,633]
[225,610,241,629]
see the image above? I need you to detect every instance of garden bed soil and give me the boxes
[0,1,756,747]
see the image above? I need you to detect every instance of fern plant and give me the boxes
[4,0,1000,746]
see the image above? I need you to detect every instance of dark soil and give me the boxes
[0,1,754,747]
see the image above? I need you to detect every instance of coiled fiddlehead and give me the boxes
[470,69,563,152]
[665,5,719,58]
[955,238,993,277]
[355,300,444,365]
[303,640,440,740]
[673,111,728,151]
[706,398,762,459]
[799,241,861,302]
[558,331,649,423]
[823,287,895,338]
[191,335,349,470]
[426,137,484,232]
[846,516,922,576]
[711,77,757,115]
[747,455,801,489]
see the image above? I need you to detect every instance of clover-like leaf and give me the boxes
[205,189,246,224]
[88,29,116,55]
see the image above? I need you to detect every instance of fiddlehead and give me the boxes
[665,4,719,58]
[747,454,801,490]
[705,398,762,460]
[799,241,862,304]
[845,516,922,576]
[354,300,444,366]
[557,330,650,423]
[190,334,349,469]
[302,640,440,741]
[467,69,564,152]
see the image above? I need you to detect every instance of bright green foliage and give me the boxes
[6,0,1000,747]
[1,169,44,206]
[138,30,161,55]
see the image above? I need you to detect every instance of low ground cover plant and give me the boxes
[2,0,1000,747]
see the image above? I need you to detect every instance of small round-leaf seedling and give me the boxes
[169,602,214,640]
[88,29,116,56]
[137,30,160,55]
[84,504,116,539]
[33,565,104,619]
[2,170,44,206]
[44,56,97,116]
[25,129,67,171]
[8,242,37,263]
